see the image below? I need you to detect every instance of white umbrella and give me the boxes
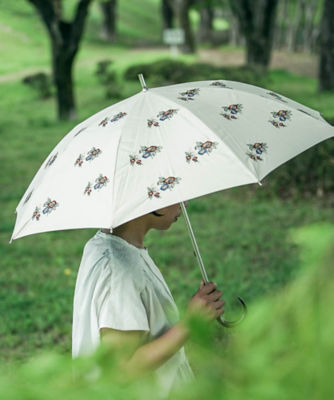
[10,74,334,326]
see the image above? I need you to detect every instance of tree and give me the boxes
[99,0,117,42]
[319,0,334,91]
[168,0,196,53]
[27,0,93,120]
[228,0,279,69]
[196,0,215,43]
[273,0,321,54]
[162,0,174,30]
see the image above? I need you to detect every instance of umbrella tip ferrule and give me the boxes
[258,180,263,186]
[138,74,148,92]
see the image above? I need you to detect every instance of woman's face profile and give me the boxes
[153,201,188,230]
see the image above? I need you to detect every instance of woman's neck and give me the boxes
[101,219,149,249]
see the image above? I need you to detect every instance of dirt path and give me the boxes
[0,47,318,84]
[198,48,318,78]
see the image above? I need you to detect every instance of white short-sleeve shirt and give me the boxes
[72,230,194,396]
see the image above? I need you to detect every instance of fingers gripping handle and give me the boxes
[180,201,247,328]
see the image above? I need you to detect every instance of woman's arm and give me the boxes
[126,320,190,373]
[100,281,224,377]
[100,320,189,376]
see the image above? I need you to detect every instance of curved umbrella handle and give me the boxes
[217,296,247,328]
[180,202,247,328]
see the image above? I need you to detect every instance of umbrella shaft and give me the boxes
[180,202,209,283]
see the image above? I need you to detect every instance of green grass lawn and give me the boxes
[1,0,334,364]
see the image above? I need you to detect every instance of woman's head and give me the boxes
[149,201,188,231]
[105,201,190,239]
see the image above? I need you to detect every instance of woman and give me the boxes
[72,201,225,397]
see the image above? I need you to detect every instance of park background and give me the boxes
[1,0,334,398]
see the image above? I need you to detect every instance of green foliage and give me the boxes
[22,72,53,99]
[0,223,333,399]
[261,139,334,197]
[95,59,123,99]
[124,58,266,86]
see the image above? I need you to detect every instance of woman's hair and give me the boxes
[151,211,164,217]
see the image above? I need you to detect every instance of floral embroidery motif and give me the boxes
[147,176,181,199]
[147,119,160,128]
[185,141,218,163]
[210,81,232,89]
[269,109,292,128]
[158,109,179,121]
[130,145,162,166]
[129,154,142,166]
[84,175,109,195]
[147,187,161,199]
[185,152,199,163]
[32,198,58,221]
[266,91,287,103]
[24,190,33,205]
[43,198,59,215]
[178,88,200,101]
[140,145,162,159]
[99,112,127,127]
[246,142,268,162]
[75,147,102,167]
[75,154,84,167]
[158,176,181,191]
[99,117,109,127]
[221,104,243,120]
[32,207,41,221]
[86,147,102,161]
[74,127,87,137]
[148,109,178,127]
[84,182,92,195]
[195,141,218,155]
[110,112,127,123]
[45,153,58,168]
[94,174,109,190]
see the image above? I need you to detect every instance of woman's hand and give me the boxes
[186,281,225,321]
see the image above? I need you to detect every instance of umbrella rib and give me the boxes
[109,92,144,230]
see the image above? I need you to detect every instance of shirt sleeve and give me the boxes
[98,261,150,332]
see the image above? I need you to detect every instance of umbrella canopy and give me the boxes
[11,78,334,242]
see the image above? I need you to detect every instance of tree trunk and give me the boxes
[274,0,289,50]
[319,0,334,91]
[223,7,243,46]
[162,0,174,29]
[169,0,195,53]
[302,0,318,53]
[229,0,279,69]
[287,0,304,52]
[27,0,92,121]
[198,6,214,43]
[100,0,117,42]
[53,47,76,120]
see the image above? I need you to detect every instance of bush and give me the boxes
[262,138,334,198]
[95,59,123,99]
[123,59,266,86]
[22,72,53,99]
